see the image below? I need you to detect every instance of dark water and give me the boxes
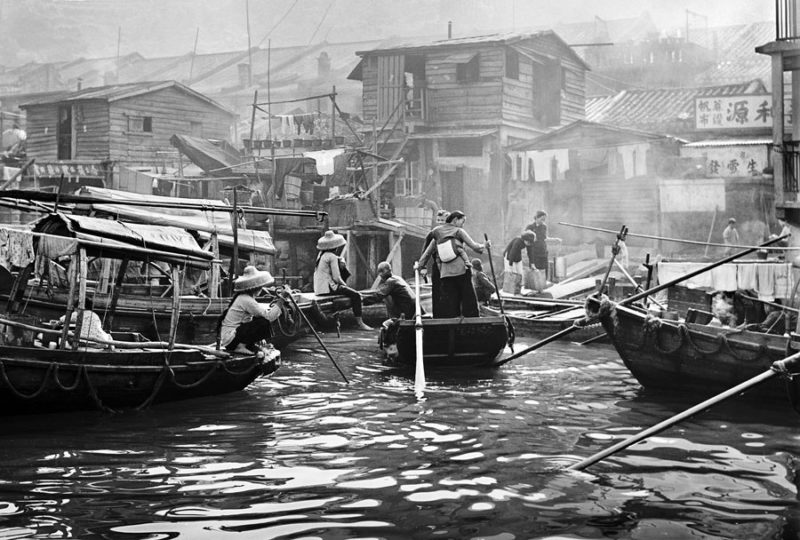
[1,333,799,539]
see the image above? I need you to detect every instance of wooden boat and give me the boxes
[379,315,511,368]
[0,325,280,414]
[1,281,305,349]
[0,213,281,413]
[593,296,798,401]
[479,296,604,342]
[0,187,320,348]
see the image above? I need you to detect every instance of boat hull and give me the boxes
[0,345,280,414]
[479,302,603,342]
[600,302,796,401]
[1,287,305,349]
[380,316,510,368]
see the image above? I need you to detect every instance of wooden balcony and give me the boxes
[783,141,800,193]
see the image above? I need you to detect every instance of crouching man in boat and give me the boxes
[375,261,420,320]
[220,266,282,354]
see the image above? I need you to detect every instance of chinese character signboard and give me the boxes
[694,95,772,130]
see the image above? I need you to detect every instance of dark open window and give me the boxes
[456,54,480,83]
[57,105,72,160]
[533,59,563,126]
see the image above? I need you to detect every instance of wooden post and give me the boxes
[209,232,220,299]
[98,258,112,295]
[228,187,239,292]
[331,85,336,142]
[368,235,378,289]
[60,254,78,349]
[72,248,88,350]
[105,258,128,332]
[168,265,181,350]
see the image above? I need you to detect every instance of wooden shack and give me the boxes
[348,30,590,244]
[20,80,236,170]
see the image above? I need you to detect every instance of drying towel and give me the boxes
[775,263,793,299]
[304,148,346,176]
[656,262,713,289]
[756,263,776,301]
[736,263,757,290]
[0,228,34,270]
[711,264,738,292]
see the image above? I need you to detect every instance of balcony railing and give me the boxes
[783,141,800,192]
[777,0,800,40]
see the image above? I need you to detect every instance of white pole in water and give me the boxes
[413,262,425,397]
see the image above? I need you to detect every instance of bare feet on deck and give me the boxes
[233,344,253,354]
[355,317,374,331]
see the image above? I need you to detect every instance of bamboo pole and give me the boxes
[560,221,793,251]
[567,352,800,471]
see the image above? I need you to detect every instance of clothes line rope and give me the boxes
[559,222,794,251]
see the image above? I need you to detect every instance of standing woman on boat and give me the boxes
[417,210,489,318]
[219,266,282,354]
[314,230,373,330]
[525,210,550,290]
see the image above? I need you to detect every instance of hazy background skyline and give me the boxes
[0,0,775,66]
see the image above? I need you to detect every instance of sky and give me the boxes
[0,0,779,65]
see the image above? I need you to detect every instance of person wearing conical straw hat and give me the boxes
[313,230,372,330]
[219,265,282,354]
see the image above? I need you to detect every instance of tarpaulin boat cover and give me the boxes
[169,134,242,175]
[32,213,213,264]
[80,187,275,255]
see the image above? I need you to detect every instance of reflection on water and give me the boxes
[0,337,798,539]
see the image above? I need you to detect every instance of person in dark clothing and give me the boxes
[745,300,797,335]
[503,230,536,295]
[525,210,549,273]
[471,258,496,304]
[375,261,420,319]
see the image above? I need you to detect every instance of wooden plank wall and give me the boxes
[108,86,234,164]
[25,104,61,161]
[360,57,378,121]
[580,176,660,240]
[507,34,586,127]
[377,55,404,122]
[426,48,503,124]
[73,101,111,159]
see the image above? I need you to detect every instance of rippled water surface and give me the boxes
[1,332,799,539]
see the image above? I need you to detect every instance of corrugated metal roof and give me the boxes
[683,138,772,147]
[585,80,768,134]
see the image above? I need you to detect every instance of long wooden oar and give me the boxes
[483,233,512,353]
[413,262,425,397]
[494,233,791,366]
[282,285,349,384]
[567,351,800,471]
